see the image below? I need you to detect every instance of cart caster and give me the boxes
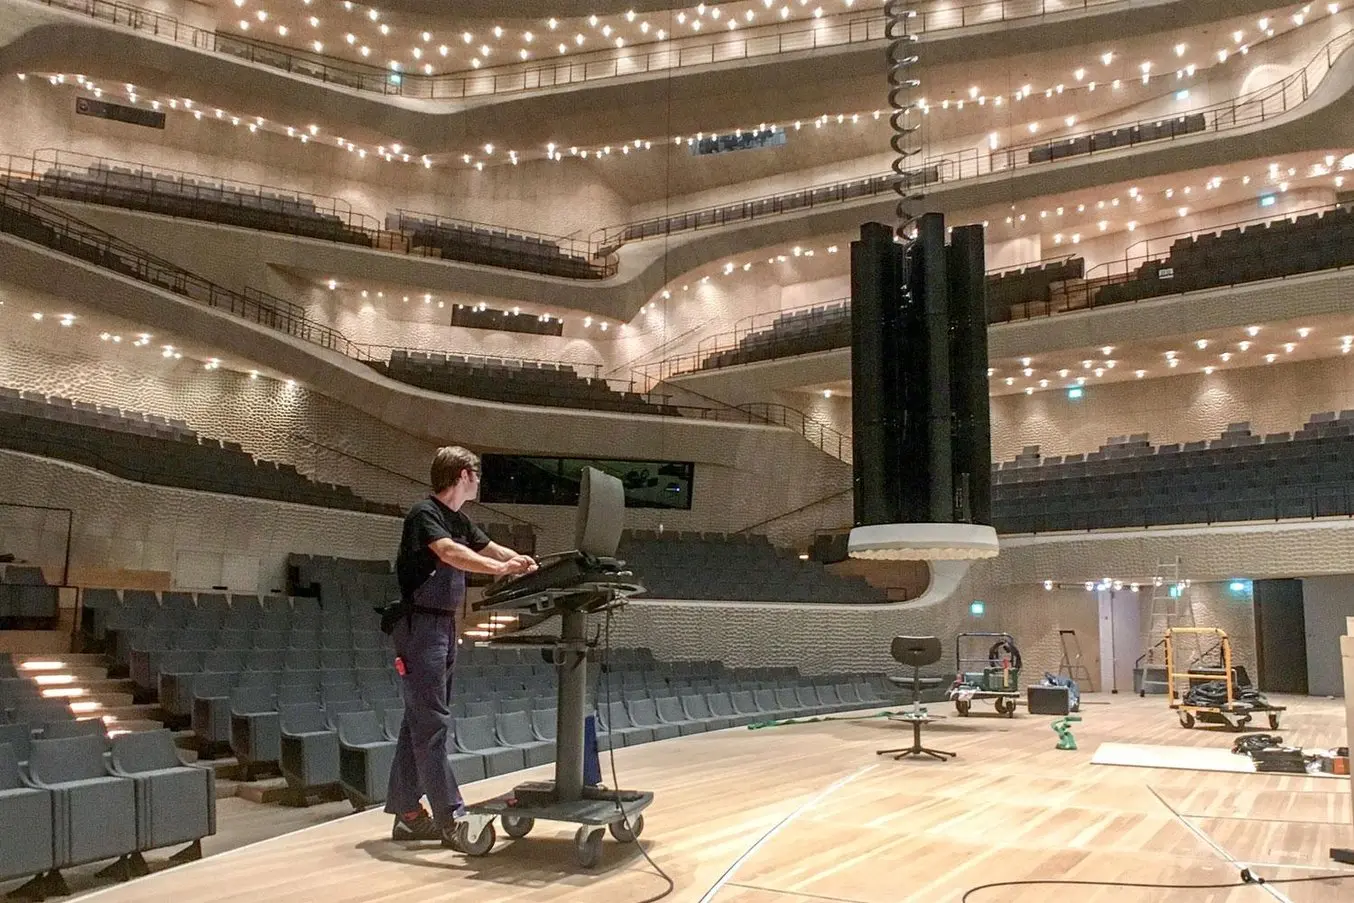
[1268,713,1281,730]
[609,814,644,843]
[1229,715,1251,733]
[1178,710,1195,729]
[995,697,1016,717]
[574,826,604,869]
[501,815,534,839]
[454,820,496,857]
[955,700,971,717]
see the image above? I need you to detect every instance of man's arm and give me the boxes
[429,538,531,576]
[480,541,528,564]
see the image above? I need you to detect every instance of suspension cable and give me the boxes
[885,1,923,243]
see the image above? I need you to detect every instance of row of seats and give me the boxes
[0,387,400,518]
[11,163,370,248]
[372,354,673,416]
[0,726,214,893]
[1026,113,1207,164]
[992,413,1354,533]
[598,166,941,256]
[1093,205,1354,306]
[4,159,609,281]
[698,255,1089,370]
[617,530,887,604]
[696,204,1354,368]
[0,189,658,423]
[987,257,1085,322]
[336,676,907,808]
[394,212,608,280]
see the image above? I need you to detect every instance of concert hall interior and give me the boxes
[1,0,1354,900]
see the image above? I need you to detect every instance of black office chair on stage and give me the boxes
[876,636,956,762]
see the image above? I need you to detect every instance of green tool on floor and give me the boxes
[1052,715,1081,750]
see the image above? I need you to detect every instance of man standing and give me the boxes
[386,446,536,845]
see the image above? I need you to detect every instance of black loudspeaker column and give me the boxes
[849,214,993,534]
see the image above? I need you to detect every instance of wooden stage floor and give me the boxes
[79,696,1354,903]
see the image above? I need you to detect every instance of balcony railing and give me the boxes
[32,0,1133,101]
[592,27,1354,253]
[0,184,855,459]
[0,149,616,278]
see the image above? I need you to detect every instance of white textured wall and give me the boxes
[990,354,1354,460]
[0,276,854,553]
[0,79,630,238]
[0,449,399,593]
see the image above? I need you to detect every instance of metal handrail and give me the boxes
[1003,481,1354,535]
[7,27,1347,282]
[31,0,1134,102]
[0,186,857,457]
[0,149,617,278]
[643,199,1354,380]
[592,28,1354,252]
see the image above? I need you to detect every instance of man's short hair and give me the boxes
[431,446,479,493]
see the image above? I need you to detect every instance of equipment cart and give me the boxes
[454,468,654,869]
[948,632,1022,717]
[1165,626,1285,731]
[456,563,652,868]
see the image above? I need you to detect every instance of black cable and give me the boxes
[600,604,674,902]
[961,867,1354,901]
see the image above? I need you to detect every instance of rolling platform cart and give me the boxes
[454,467,654,869]
[949,632,1022,717]
[1165,626,1285,731]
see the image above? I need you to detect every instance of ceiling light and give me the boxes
[1298,327,1312,338]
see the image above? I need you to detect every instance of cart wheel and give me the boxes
[955,700,971,717]
[995,697,1015,717]
[501,815,534,839]
[1231,715,1251,733]
[1268,712,1281,730]
[455,821,496,857]
[1178,710,1195,729]
[609,814,643,843]
[574,826,604,869]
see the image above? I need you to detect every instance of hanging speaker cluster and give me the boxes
[847,214,998,561]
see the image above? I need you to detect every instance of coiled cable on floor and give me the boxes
[884,0,923,242]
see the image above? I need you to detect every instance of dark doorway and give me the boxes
[1252,579,1309,694]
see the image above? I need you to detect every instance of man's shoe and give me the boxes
[439,804,470,851]
[392,811,441,842]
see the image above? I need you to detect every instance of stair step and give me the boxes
[234,777,291,804]
[14,665,110,681]
[105,719,164,734]
[12,653,109,669]
[103,703,165,724]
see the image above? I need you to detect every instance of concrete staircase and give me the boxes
[9,652,165,733]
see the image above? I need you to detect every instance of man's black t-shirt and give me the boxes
[396,496,491,605]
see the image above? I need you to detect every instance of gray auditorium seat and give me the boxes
[494,711,554,767]
[707,692,756,727]
[599,700,654,747]
[454,714,524,776]
[654,696,706,735]
[626,699,681,742]
[0,722,33,764]
[0,742,53,885]
[27,733,138,872]
[681,694,732,731]
[42,718,108,742]
[110,729,215,856]
[337,710,394,808]
[279,703,341,791]
[753,689,797,720]
[531,708,557,742]
[229,686,283,768]
[833,683,864,709]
